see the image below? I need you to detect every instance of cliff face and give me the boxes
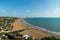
[12,18,50,38]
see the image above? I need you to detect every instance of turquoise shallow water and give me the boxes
[24,18,60,32]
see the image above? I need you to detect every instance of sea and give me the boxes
[23,18,60,35]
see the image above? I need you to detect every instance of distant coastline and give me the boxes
[22,18,60,35]
[6,17,60,38]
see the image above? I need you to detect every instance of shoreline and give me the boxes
[22,18,60,36]
[12,18,60,38]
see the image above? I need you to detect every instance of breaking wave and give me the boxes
[23,19,60,35]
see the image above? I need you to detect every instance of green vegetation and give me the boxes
[1,34,60,40]
[0,29,25,40]
[40,36,60,40]
[0,17,18,30]
[14,36,60,40]
[0,17,60,40]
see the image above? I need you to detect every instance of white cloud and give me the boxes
[50,8,60,17]
[53,8,60,15]
[25,10,31,13]
[1,10,6,13]
[56,8,60,10]
[12,10,16,14]
[42,8,60,17]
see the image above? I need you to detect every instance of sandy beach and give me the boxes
[11,18,59,39]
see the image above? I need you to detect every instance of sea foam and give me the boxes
[23,19,60,35]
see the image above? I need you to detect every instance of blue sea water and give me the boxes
[24,18,60,33]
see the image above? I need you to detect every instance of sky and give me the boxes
[0,0,60,17]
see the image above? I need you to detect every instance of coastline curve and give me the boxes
[22,18,60,35]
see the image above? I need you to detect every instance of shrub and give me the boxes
[40,36,60,40]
